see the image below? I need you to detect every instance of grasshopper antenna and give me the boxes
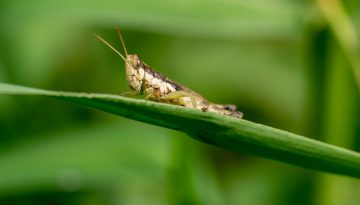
[116,27,128,57]
[94,33,126,61]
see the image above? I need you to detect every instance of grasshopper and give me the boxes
[95,29,243,118]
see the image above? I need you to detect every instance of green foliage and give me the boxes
[2,82,360,179]
[1,0,360,204]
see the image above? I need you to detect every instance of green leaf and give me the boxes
[1,82,360,178]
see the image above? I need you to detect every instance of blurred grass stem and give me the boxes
[317,0,360,92]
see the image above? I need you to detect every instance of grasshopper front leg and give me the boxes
[121,79,147,97]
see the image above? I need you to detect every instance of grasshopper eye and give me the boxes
[136,59,142,67]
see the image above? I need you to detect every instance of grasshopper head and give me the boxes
[126,54,143,70]
[125,54,145,91]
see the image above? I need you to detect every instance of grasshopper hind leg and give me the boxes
[162,91,197,108]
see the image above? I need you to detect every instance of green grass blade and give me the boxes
[1,82,360,178]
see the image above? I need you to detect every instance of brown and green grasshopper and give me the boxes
[95,29,243,118]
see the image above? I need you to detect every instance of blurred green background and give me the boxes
[1,0,360,204]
